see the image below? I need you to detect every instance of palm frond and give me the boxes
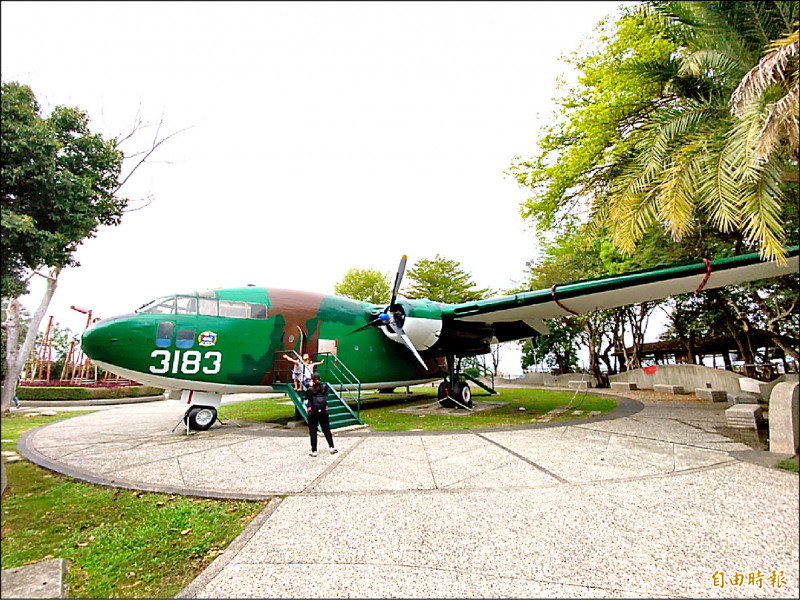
[740,156,788,264]
[704,147,744,232]
[680,48,748,81]
[757,84,800,159]
[656,141,704,239]
[732,29,799,115]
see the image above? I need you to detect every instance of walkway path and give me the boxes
[17,393,799,598]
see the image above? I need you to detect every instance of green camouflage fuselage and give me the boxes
[81,287,447,393]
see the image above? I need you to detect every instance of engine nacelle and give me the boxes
[381,316,442,350]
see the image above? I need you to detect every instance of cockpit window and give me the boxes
[176,295,198,315]
[139,292,267,320]
[197,291,217,316]
[219,300,249,319]
[198,298,218,316]
[249,303,267,320]
[141,297,176,315]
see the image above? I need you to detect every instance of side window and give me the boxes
[156,322,174,348]
[176,328,195,349]
[219,300,248,319]
[249,303,267,320]
[176,296,197,315]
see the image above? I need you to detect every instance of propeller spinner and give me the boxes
[352,255,428,369]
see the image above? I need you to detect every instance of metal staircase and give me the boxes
[459,371,498,395]
[273,351,363,430]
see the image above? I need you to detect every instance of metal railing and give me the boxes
[272,350,363,418]
[314,352,362,418]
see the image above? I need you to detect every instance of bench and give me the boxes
[653,384,686,394]
[695,388,728,402]
[610,382,637,391]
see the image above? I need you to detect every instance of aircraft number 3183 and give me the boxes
[150,350,222,375]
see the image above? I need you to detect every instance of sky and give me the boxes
[2,1,628,375]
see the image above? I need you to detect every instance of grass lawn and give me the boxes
[775,455,799,473]
[1,413,267,599]
[219,386,618,431]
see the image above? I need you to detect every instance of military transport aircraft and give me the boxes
[81,249,798,430]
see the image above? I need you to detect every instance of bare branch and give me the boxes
[113,123,194,194]
[122,195,156,213]
[115,104,144,145]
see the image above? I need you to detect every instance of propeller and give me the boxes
[352,255,428,370]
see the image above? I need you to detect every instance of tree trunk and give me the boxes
[582,322,605,388]
[710,290,756,375]
[2,270,60,414]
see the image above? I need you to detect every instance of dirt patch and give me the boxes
[392,400,509,416]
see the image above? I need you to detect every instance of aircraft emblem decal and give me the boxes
[198,331,218,347]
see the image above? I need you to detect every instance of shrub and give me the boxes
[15,386,164,401]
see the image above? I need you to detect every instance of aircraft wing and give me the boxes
[442,247,799,341]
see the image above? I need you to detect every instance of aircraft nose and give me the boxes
[81,316,125,362]
[81,321,107,361]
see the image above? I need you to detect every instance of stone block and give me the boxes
[739,377,767,397]
[769,381,799,455]
[568,380,589,390]
[653,384,685,394]
[610,382,637,391]
[725,404,763,429]
[1,558,68,598]
[695,388,728,402]
[729,393,760,405]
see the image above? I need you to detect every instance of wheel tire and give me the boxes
[456,382,473,408]
[438,381,455,408]
[186,406,217,431]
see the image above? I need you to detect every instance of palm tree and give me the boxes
[590,1,798,263]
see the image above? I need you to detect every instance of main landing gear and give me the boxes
[171,391,223,433]
[436,354,473,410]
[185,406,217,431]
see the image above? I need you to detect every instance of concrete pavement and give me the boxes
[15,393,800,598]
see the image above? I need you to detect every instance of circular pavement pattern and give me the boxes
[17,395,800,598]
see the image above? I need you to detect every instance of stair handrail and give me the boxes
[459,359,495,390]
[314,352,362,418]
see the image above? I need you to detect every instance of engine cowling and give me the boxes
[378,299,443,351]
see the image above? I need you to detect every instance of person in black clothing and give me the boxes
[305,372,338,457]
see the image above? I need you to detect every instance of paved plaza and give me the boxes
[16,393,800,598]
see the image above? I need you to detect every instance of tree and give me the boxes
[334,268,391,304]
[1,82,180,413]
[0,299,29,381]
[2,82,125,298]
[521,317,581,374]
[594,1,798,262]
[403,254,490,304]
[510,1,799,263]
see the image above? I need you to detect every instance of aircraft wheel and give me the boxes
[186,406,217,431]
[437,382,455,408]
[455,381,473,408]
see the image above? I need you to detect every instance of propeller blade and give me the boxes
[390,255,407,309]
[351,315,385,334]
[392,323,428,370]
